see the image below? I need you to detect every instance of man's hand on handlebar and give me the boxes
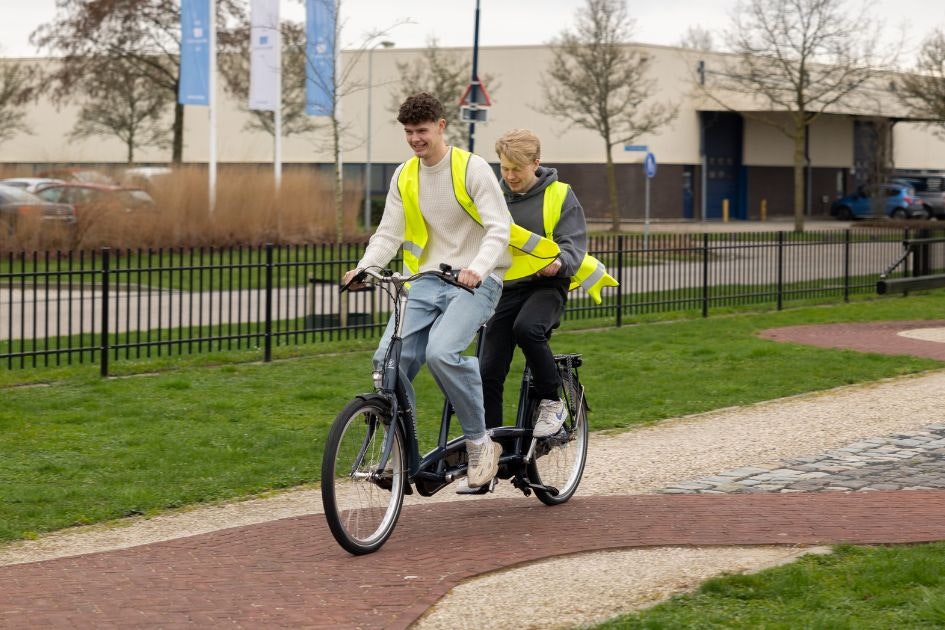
[456,268,482,290]
[341,268,368,292]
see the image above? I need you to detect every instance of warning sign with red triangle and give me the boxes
[458,81,492,107]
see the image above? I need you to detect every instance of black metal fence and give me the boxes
[3,227,943,375]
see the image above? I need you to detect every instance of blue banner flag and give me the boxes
[179,0,211,106]
[305,0,336,117]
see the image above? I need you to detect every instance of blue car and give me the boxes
[830,182,925,220]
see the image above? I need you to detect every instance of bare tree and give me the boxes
[219,20,318,139]
[390,37,498,147]
[540,0,677,231]
[0,57,38,146]
[678,25,715,51]
[69,57,170,163]
[897,27,945,137]
[31,0,245,163]
[710,0,898,231]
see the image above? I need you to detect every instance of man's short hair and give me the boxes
[397,92,446,126]
[495,129,541,166]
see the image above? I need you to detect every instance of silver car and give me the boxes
[0,177,66,193]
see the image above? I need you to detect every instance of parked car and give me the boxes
[0,177,66,193]
[0,183,76,234]
[36,168,118,186]
[33,182,157,216]
[829,182,925,220]
[892,172,945,219]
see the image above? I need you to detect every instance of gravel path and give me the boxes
[4,366,945,628]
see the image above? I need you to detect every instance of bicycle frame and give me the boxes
[350,266,583,497]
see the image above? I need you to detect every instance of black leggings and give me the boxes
[479,277,568,429]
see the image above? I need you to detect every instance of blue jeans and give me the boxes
[374,274,502,441]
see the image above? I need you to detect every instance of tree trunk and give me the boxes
[333,114,344,244]
[792,120,806,233]
[172,101,184,164]
[605,143,620,232]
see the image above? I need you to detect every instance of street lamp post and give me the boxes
[364,40,394,231]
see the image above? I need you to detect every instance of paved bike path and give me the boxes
[2,491,945,629]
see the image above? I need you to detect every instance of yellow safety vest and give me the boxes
[534,181,619,305]
[396,147,559,276]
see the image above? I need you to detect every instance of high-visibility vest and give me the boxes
[396,147,559,276]
[531,181,619,305]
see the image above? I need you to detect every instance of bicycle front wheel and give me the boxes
[321,397,406,555]
[529,390,588,506]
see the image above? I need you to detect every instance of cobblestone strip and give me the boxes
[661,423,945,494]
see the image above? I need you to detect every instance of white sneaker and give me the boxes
[466,439,501,488]
[533,399,568,438]
[455,477,490,495]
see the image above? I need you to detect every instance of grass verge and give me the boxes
[599,544,945,628]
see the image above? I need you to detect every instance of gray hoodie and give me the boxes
[500,166,588,280]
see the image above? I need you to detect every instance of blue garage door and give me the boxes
[702,112,745,220]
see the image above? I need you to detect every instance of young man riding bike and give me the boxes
[342,93,509,489]
[481,129,589,437]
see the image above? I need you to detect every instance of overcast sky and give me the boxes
[1,0,941,64]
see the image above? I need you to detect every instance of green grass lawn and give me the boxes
[599,544,945,629]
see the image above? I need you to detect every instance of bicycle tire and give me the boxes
[529,386,588,506]
[321,397,406,555]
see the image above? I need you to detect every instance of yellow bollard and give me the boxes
[760,198,767,222]
[722,198,729,223]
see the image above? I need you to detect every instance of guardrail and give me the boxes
[1,227,938,375]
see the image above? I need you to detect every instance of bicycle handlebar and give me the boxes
[340,264,478,294]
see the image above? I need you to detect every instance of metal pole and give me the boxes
[274,90,282,189]
[209,0,217,215]
[467,0,481,152]
[644,176,650,250]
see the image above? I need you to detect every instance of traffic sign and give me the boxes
[460,106,489,123]
[458,81,492,107]
[624,144,648,152]
[644,152,657,178]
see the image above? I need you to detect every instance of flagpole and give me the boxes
[274,85,282,189]
[208,0,218,214]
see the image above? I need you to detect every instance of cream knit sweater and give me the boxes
[357,148,511,281]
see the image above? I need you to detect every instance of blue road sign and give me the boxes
[644,152,657,178]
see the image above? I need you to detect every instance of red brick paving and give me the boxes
[4,320,945,628]
[4,491,945,629]
[760,319,945,361]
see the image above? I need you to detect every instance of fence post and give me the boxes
[616,234,624,328]
[843,229,851,302]
[100,247,110,377]
[701,233,709,318]
[264,243,273,362]
[777,231,784,310]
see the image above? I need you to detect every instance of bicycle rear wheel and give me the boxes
[529,383,588,506]
[321,397,406,555]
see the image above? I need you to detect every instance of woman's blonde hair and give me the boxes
[495,129,541,166]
